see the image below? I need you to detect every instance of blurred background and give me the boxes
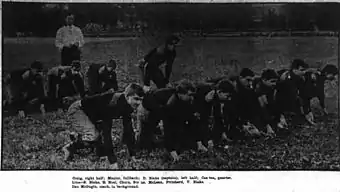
[2,3,340,37]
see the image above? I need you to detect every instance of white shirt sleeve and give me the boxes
[76,27,85,48]
[55,27,64,49]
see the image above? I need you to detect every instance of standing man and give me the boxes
[137,35,180,90]
[55,13,85,66]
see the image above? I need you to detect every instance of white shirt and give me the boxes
[55,25,85,50]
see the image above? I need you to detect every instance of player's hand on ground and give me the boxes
[221,132,233,142]
[243,122,261,137]
[40,104,46,117]
[18,110,26,119]
[280,115,288,127]
[207,140,214,151]
[265,124,276,138]
[305,112,316,126]
[197,141,208,153]
[170,151,180,162]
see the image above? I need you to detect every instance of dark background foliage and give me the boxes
[3,2,340,37]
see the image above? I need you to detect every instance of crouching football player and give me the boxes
[137,35,180,89]
[161,80,203,161]
[86,59,119,96]
[62,83,144,169]
[298,63,339,124]
[192,79,236,150]
[3,60,46,118]
[46,60,85,111]
[136,80,203,161]
[231,68,276,138]
[254,69,288,135]
[135,87,176,151]
[275,59,308,117]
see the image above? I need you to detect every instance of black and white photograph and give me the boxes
[1,1,339,171]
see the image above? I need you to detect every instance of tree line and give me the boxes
[3,2,340,37]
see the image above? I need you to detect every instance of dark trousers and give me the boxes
[163,116,200,152]
[67,100,117,163]
[136,103,165,151]
[209,103,226,144]
[194,102,223,145]
[59,75,85,98]
[163,103,199,152]
[61,45,81,66]
[163,117,185,152]
[143,65,167,88]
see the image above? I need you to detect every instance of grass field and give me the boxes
[1,36,339,170]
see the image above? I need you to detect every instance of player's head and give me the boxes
[107,59,117,72]
[239,68,255,89]
[322,64,338,80]
[176,79,196,103]
[291,59,308,71]
[215,79,235,102]
[165,35,180,51]
[261,68,279,88]
[65,13,75,26]
[71,60,81,75]
[30,60,44,76]
[124,83,145,109]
